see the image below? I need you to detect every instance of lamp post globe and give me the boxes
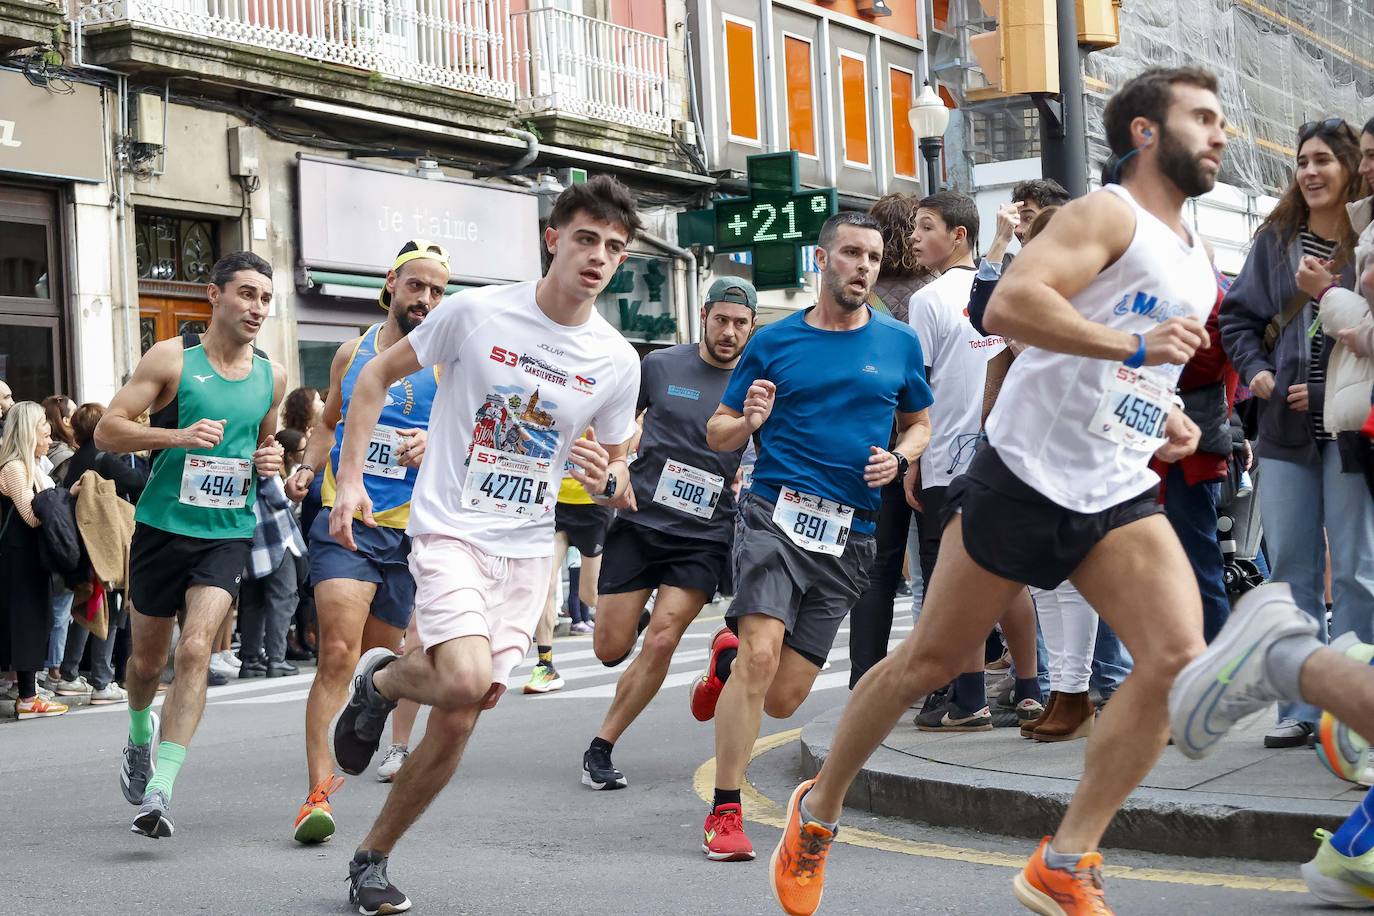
[908,81,950,193]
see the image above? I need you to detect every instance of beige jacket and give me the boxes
[1322,196,1374,432]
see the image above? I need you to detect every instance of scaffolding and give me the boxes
[936,0,1374,197]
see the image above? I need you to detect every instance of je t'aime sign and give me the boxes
[297,156,541,283]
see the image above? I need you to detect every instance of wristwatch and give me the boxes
[601,471,618,500]
[894,453,910,481]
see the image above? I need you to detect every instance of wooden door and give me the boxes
[139,296,212,353]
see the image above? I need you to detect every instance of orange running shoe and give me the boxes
[769,779,835,916]
[702,802,755,861]
[1013,837,1114,915]
[293,775,345,845]
[690,626,739,722]
[15,695,68,719]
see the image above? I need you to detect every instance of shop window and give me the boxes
[783,35,817,157]
[724,15,761,143]
[0,316,59,402]
[298,323,369,390]
[839,51,870,168]
[0,221,51,300]
[889,66,917,178]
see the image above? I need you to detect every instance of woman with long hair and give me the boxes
[1220,118,1371,749]
[281,386,322,436]
[40,394,78,686]
[0,402,69,718]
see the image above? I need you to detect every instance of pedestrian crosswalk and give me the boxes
[69,599,917,711]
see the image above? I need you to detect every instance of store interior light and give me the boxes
[856,0,893,17]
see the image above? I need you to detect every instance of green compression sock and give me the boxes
[144,742,187,800]
[129,705,154,746]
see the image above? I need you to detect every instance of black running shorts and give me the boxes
[129,522,251,618]
[726,493,874,668]
[554,502,614,557]
[943,445,1163,591]
[597,518,731,597]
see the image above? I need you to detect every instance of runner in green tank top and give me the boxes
[95,251,287,840]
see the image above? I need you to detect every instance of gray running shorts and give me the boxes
[726,492,875,667]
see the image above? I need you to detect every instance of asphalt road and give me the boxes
[3,606,1326,914]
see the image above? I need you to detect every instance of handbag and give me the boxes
[1264,249,1351,354]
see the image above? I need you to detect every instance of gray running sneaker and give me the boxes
[1169,582,1318,760]
[334,648,398,776]
[120,712,160,805]
[348,850,411,915]
[131,789,174,838]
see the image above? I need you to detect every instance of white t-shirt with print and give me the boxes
[405,281,640,557]
[907,266,1006,488]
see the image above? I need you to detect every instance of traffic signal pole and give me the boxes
[1035,0,1089,197]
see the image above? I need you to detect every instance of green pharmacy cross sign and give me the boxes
[677,152,837,290]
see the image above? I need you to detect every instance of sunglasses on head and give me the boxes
[1298,118,1349,144]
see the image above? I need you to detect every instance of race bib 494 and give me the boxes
[179,455,252,509]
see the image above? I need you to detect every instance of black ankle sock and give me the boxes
[589,736,613,754]
[714,647,737,682]
[713,787,742,809]
[1014,677,1043,704]
[952,672,986,712]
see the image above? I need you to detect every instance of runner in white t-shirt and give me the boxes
[769,67,1245,916]
[327,177,641,916]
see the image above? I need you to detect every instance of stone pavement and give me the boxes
[801,703,1363,863]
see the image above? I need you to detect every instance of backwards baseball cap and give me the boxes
[379,239,452,310]
[705,277,758,313]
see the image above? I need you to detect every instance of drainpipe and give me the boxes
[637,231,699,343]
[500,127,540,173]
[71,29,138,381]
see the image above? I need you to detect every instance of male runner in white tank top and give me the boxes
[768,66,1242,916]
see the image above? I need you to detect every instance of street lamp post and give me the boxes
[908,81,951,194]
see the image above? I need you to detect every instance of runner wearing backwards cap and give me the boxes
[579,277,758,790]
[287,240,450,844]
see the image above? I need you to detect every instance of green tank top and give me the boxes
[134,339,275,540]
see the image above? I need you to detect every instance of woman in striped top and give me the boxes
[1220,118,1370,750]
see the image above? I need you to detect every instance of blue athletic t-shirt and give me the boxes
[720,307,932,525]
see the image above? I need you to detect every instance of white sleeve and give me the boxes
[906,290,942,367]
[592,348,643,447]
[406,290,476,368]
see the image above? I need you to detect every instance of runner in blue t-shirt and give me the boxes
[690,212,933,862]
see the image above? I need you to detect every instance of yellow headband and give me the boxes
[379,240,451,310]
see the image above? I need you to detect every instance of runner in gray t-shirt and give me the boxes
[581,278,757,790]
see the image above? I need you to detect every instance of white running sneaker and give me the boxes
[376,744,409,782]
[1169,583,1318,760]
[218,650,243,669]
[208,653,238,680]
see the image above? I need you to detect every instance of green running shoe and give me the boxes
[1302,828,1374,908]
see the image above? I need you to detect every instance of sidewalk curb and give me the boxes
[799,707,1348,863]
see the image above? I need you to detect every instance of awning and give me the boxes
[303,270,470,301]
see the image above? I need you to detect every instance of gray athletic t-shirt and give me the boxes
[626,343,744,543]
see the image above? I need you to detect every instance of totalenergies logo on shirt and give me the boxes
[1112,290,1193,324]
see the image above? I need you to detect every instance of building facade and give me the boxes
[0,0,708,405]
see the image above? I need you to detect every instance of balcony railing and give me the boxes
[78,0,515,100]
[510,6,669,135]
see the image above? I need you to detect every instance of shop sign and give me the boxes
[0,70,106,182]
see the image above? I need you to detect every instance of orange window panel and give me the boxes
[890,68,916,177]
[840,53,869,166]
[724,19,760,142]
[784,36,816,156]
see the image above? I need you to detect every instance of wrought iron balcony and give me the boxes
[510,6,670,135]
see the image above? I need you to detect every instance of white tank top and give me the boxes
[985,183,1217,513]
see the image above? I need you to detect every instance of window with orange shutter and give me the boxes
[723,17,760,143]
[783,36,817,157]
[838,51,870,168]
[889,66,917,178]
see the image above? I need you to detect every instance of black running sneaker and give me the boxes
[348,850,411,915]
[131,789,174,838]
[334,648,398,776]
[603,608,653,668]
[582,744,628,790]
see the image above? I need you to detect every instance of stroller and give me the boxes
[1215,456,1266,604]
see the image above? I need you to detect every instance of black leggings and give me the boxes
[17,670,37,699]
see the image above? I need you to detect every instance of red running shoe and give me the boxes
[702,802,755,861]
[690,626,739,722]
